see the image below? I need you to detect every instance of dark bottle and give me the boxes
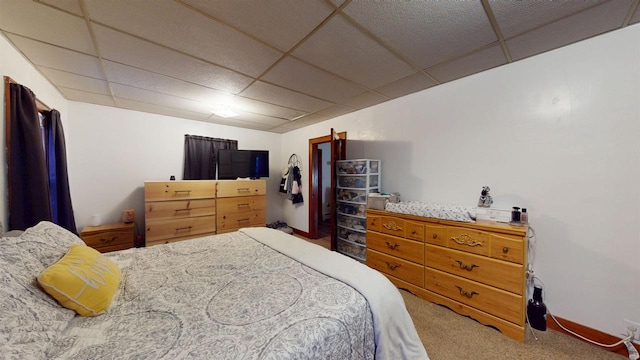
[511,206,521,223]
[527,286,547,331]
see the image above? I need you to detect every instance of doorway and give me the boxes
[308,130,346,248]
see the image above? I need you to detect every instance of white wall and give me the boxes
[279,25,640,340]
[0,34,69,228]
[66,102,283,230]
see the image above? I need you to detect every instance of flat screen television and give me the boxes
[217,149,269,180]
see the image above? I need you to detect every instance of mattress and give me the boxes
[1,222,428,360]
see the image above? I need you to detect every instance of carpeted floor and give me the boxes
[295,234,626,359]
[400,290,625,360]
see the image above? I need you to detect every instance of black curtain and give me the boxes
[183,135,237,180]
[44,109,77,234]
[8,83,52,230]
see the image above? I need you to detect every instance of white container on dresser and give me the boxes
[335,159,381,262]
[144,180,217,247]
[216,179,266,233]
[366,209,528,342]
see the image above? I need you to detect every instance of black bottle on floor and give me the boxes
[528,286,547,331]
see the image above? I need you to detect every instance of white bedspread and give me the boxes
[240,227,429,360]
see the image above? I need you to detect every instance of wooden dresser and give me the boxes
[80,222,134,253]
[216,180,266,233]
[144,180,217,246]
[366,209,528,342]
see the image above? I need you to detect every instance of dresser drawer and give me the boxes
[490,233,525,264]
[367,249,424,287]
[146,215,216,242]
[448,228,489,256]
[426,245,524,295]
[217,180,266,198]
[405,222,425,242]
[378,216,406,237]
[425,268,523,325]
[367,231,424,265]
[81,223,134,253]
[367,215,381,232]
[425,224,449,246]
[217,195,266,213]
[216,210,266,232]
[145,181,215,201]
[145,198,216,221]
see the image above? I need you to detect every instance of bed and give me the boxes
[1,221,428,359]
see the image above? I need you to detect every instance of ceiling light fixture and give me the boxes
[211,105,238,118]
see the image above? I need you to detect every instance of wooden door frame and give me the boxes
[308,131,346,241]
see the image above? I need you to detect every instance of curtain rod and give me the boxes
[4,76,52,112]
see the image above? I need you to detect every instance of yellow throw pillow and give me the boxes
[38,244,120,316]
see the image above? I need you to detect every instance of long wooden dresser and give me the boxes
[144,180,217,246]
[216,180,266,233]
[366,209,528,342]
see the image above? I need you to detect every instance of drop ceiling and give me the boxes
[1,0,638,133]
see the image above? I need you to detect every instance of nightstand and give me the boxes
[80,222,135,253]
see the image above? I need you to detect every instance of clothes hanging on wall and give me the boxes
[281,154,303,203]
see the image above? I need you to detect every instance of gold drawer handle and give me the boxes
[99,236,117,244]
[382,221,403,231]
[455,285,478,299]
[237,218,251,222]
[385,241,400,250]
[175,208,192,212]
[237,203,250,207]
[451,234,483,247]
[455,260,479,271]
[175,226,192,232]
[174,190,192,193]
[385,261,400,271]
[237,187,251,192]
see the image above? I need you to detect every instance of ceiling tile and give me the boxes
[374,72,437,99]
[116,98,212,122]
[0,0,96,55]
[292,14,415,89]
[489,0,604,38]
[241,81,333,113]
[340,92,387,110]
[262,56,366,103]
[506,1,630,61]
[104,61,233,104]
[294,113,330,126]
[343,1,497,69]
[93,25,252,94]
[204,115,275,131]
[39,67,111,95]
[429,44,507,84]
[40,0,84,16]
[182,0,335,52]
[84,0,282,77]
[5,34,105,79]
[111,83,212,114]
[58,87,115,107]
[314,105,354,119]
[228,112,289,127]
[270,113,330,133]
[232,97,306,121]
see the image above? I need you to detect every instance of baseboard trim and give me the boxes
[291,227,311,239]
[547,314,640,356]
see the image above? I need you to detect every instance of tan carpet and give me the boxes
[401,290,624,360]
[295,235,624,359]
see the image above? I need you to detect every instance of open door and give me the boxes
[308,129,346,246]
[329,128,346,251]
